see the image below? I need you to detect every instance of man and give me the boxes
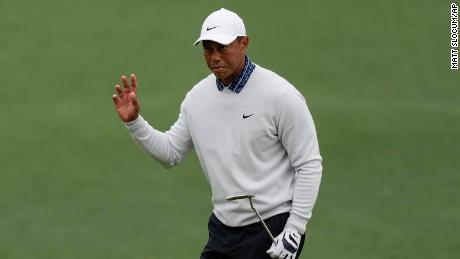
[112,8,322,259]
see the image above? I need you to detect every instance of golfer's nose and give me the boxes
[210,50,222,63]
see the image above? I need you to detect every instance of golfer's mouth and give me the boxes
[212,67,225,72]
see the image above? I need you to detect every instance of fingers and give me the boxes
[279,251,288,259]
[267,244,279,258]
[267,246,275,254]
[121,75,130,90]
[114,74,137,103]
[130,74,137,93]
[115,84,123,97]
[269,239,284,258]
[131,93,139,107]
[112,94,120,104]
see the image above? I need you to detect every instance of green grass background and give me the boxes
[1,0,459,258]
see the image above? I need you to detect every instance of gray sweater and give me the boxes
[125,65,322,234]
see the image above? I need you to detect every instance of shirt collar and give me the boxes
[216,56,256,93]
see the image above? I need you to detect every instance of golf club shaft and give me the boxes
[249,199,276,243]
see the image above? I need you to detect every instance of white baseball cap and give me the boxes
[194,8,246,46]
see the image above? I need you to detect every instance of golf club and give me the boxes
[226,194,276,243]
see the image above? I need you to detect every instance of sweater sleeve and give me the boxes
[124,99,194,169]
[277,87,323,234]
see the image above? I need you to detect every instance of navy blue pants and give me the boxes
[200,212,305,259]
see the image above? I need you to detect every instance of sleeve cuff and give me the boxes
[286,213,308,234]
[124,115,144,131]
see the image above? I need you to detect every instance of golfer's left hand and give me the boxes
[266,226,301,259]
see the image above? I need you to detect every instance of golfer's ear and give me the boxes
[241,36,249,52]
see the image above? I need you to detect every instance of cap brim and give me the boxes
[194,34,237,46]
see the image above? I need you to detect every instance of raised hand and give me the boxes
[112,74,140,122]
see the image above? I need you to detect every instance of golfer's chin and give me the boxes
[212,68,229,79]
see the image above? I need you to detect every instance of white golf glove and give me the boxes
[266,226,301,259]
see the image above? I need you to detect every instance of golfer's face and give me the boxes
[202,39,247,85]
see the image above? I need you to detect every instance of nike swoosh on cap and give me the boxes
[206,26,220,31]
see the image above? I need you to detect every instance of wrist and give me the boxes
[124,115,146,133]
[286,213,306,234]
[125,114,140,125]
[284,225,299,233]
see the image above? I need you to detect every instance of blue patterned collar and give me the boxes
[216,56,256,93]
